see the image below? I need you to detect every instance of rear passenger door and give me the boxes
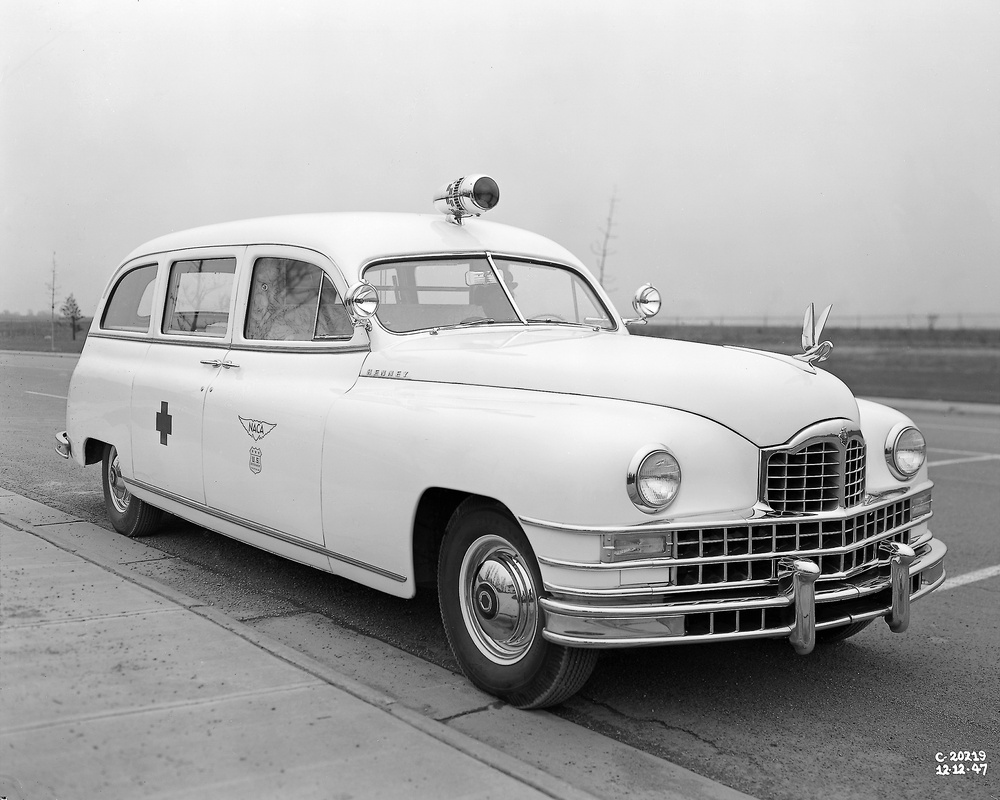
[131,250,242,505]
[201,246,368,550]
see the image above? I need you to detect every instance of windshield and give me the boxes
[364,256,615,333]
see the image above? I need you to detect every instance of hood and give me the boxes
[362,328,859,447]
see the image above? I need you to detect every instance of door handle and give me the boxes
[199,359,239,369]
[200,359,223,368]
[220,360,239,369]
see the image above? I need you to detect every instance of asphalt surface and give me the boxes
[2,350,998,800]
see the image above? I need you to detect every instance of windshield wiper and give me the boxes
[433,317,497,331]
[526,318,592,328]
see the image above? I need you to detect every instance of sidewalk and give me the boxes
[0,490,755,800]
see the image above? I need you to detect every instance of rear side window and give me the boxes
[163,257,236,336]
[101,264,158,332]
[244,257,353,341]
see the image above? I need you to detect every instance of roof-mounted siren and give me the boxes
[433,175,500,225]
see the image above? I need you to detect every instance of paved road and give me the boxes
[2,351,998,800]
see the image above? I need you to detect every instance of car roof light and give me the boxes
[433,174,500,224]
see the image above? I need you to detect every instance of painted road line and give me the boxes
[920,422,1000,434]
[928,454,1000,468]
[931,447,1000,456]
[25,391,68,400]
[939,564,1000,591]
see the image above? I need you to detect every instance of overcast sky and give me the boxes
[2,1,997,324]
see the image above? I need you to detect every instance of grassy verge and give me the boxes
[633,325,999,405]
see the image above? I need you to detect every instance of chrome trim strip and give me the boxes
[227,343,369,354]
[127,479,406,583]
[88,332,230,349]
[87,331,369,355]
[536,510,932,571]
[87,330,154,343]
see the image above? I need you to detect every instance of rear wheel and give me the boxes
[437,499,597,709]
[816,619,873,643]
[101,444,163,537]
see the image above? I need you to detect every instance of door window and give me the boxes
[163,257,236,336]
[244,257,353,341]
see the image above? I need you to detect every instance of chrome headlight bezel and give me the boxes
[884,423,926,480]
[627,445,681,513]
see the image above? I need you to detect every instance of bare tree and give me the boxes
[46,252,58,350]
[61,294,84,340]
[591,190,618,288]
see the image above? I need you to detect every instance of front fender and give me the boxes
[321,378,760,588]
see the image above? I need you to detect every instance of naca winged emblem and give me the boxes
[239,416,277,442]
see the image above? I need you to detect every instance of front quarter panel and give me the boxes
[321,378,760,592]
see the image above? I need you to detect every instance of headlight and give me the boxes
[885,424,926,480]
[627,447,681,513]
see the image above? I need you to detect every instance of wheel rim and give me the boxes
[458,535,538,664]
[107,447,131,514]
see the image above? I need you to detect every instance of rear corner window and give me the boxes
[163,257,236,336]
[101,264,158,332]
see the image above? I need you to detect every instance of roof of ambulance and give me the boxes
[121,213,584,280]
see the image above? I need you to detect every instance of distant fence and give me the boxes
[652,312,1000,330]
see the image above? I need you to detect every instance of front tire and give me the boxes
[101,444,163,537]
[437,499,597,709]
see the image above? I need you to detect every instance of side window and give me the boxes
[163,257,236,336]
[101,264,158,332]
[245,257,352,341]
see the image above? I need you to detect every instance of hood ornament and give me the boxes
[795,303,834,365]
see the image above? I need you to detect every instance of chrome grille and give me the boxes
[674,498,911,587]
[844,440,866,507]
[764,435,866,514]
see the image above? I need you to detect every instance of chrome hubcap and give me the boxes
[107,448,131,514]
[459,535,537,664]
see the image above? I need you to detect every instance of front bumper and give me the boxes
[538,536,945,651]
[526,485,945,653]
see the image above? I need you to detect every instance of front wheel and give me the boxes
[101,444,163,537]
[437,499,597,709]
